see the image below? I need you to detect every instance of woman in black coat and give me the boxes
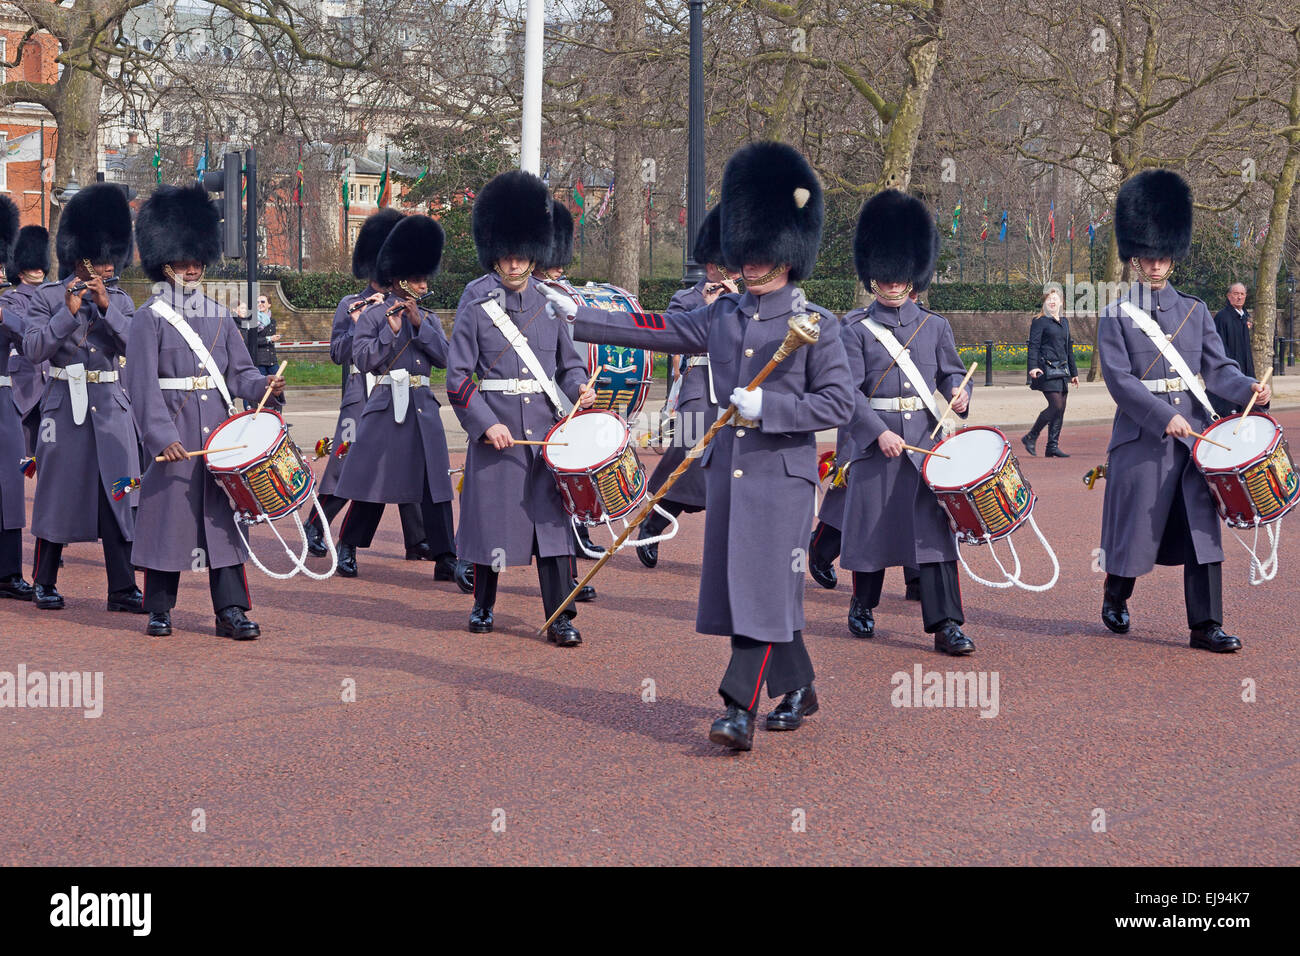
[1021,287,1078,457]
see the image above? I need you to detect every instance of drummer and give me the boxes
[837,191,974,655]
[446,170,596,646]
[544,142,853,750]
[333,214,463,581]
[1097,169,1268,652]
[125,184,284,639]
[634,206,737,569]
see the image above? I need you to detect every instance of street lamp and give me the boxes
[1287,271,1296,367]
[682,0,705,286]
[55,175,81,206]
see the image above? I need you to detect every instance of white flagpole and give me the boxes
[521,0,544,174]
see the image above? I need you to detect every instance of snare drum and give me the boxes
[923,426,1035,543]
[543,409,647,524]
[1194,413,1298,528]
[548,279,654,418]
[205,410,315,522]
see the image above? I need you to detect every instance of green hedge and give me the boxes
[278,272,482,310]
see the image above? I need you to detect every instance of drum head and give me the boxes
[206,411,284,469]
[545,410,628,471]
[924,427,1010,489]
[1196,415,1278,470]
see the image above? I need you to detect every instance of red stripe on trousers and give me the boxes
[748,645,772,711]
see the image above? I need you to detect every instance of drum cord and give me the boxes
[237,493,339,581]
[572,505,680,557]
[955,514,1060,592]
[1228,517,1281,585]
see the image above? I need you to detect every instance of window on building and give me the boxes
[358,184,369,202]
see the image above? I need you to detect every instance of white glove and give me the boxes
[540,284,577,321]
[730,386,763,421]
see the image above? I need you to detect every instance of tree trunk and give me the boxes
[609,131,642,293]
[48,72,102,240]
[878,4,942,193]
[1251,68,1300,375]
[1087,230,1122,381]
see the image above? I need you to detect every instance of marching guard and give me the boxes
[333,214,463,582]
[837,191,974,655]
[446,170,596,645]
[21,183,143,613]
[0,198,32,600]
[6,225,51,456]
[547,142,853,750]
[1097,170,1269,652]
[634,206,737,568]
[125,184,283,638]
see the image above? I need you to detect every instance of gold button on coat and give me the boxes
[744,348,754,357]
[733,469,743,478]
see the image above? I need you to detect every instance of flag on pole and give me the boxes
[572,180,586,223]
[195,151,207,182]
[1232,220,1240,247]
[294,148,304,208]
[341,166,350,212]
[151,133,162,184]
[0,130,43,163]
[1088,220,1096,243]
[1049,200,1056,241]
[980,197,989,240]
[998,210,1008,242]
[377,146,391,207]
[594,178,614,221]
[951,200,961,236]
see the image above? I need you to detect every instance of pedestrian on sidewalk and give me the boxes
[1022,287,1077,458]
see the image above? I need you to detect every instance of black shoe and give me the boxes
[1020,433,1038,457]
[468,605,494,633]
[547,618,582,647]
[904,581,922,601]
[406,542,434,561]
[575,526,606,558]
[809,555,838,590]
[0,575,34,601]
[1045,445,1071,458]
[573,581,596,602]
[934,621,975,655]
[848,597,875,638]
[146,611,172,636]
[1190,624,1242,653]
[34,584,64,610]
[708,704,755,751]
[107,586,145,614]
[337,543,357,577]
[305,519,328,558]
[765,685,820,731]
[1101,599,1130,634]
[635,526,659,569]
[433,554,461,581]
[454,560,475,594]
[215,606,259,640]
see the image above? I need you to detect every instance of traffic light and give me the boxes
[201,151,243,258]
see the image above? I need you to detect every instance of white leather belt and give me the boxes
[686,356,710,368]
[50,366,118,384]
[479,378,546,394]
[373,370,431,424]
[0,376,10,388]
[376,373,431,389]
[870,396,925,412]
[1143,377,1187,394]
[158,376,214,391]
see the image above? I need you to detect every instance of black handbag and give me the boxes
[1041,359,1070,381]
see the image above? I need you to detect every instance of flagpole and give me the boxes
[39,120,46,228]
[521,0,544,174]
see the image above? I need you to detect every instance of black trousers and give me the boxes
[809,520,841,568]
[21,407,40,458]
[720,631,815,711]
[312,494,429,551]
[339,487,454,559]
[854,561,963,632]
[0,527,21,580]
[473,532,573,622]
[143,565,250,614]
[33,484,135,593]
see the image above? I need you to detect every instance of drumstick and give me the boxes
[902,444,949,459]
[1188,430,1231,451]
[1234,367,1272,433]
[562,366,603,427]
[155,444,247,462]
[254,360,289,416]
[480,438,568,447]
[930,362,978,439]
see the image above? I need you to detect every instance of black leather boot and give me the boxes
[808,533,837,590]
[765,685,819,731]
[934,621,975,655]
[107,586,145,614]
[572,579,596,602]
[453,560,475,594]
[575,524,605,558]
[848,597,875,638]
[468,604,494,633]
[34,583,64,610]
[1020,432,1039,457]
[1190,624,1242,653]
[1045,417,1070,457]
[1102,574,1132,633]
[709,703,756,751]
[406,541,434,561]
[336,543,358,577]
[215,606,260,640]
[0,575,34,601]
[546,617,582,647]
[146,611,172,636]
[305,517,329,558]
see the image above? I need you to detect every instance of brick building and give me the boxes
[0,9,59,227]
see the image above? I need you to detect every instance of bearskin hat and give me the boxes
[720,142,823,281]
[0,196,19,268]
[853,190,940,292]
[471,170,553,273]
[537,199,574,272]
[692,205,723,268]
[1115,169,1193,261]
[135,184,222,282]
[9,225,51,279]
[352,208,405,281]
[56,182,134,279]
[376,214,445,285]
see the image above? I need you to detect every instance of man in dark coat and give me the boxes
[838,191,974,654]
[1098,170,1269,653]
[21,183,143,613]
[6,225,51,456]
[333,215,463,584]
[633,206,738,569]
[446,170,596,646]
[1209,282,1255,416]
[547,142,854,751]
[125,184,283,639]
[0,197,34,600]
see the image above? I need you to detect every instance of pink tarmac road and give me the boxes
[1,415,1296,865]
